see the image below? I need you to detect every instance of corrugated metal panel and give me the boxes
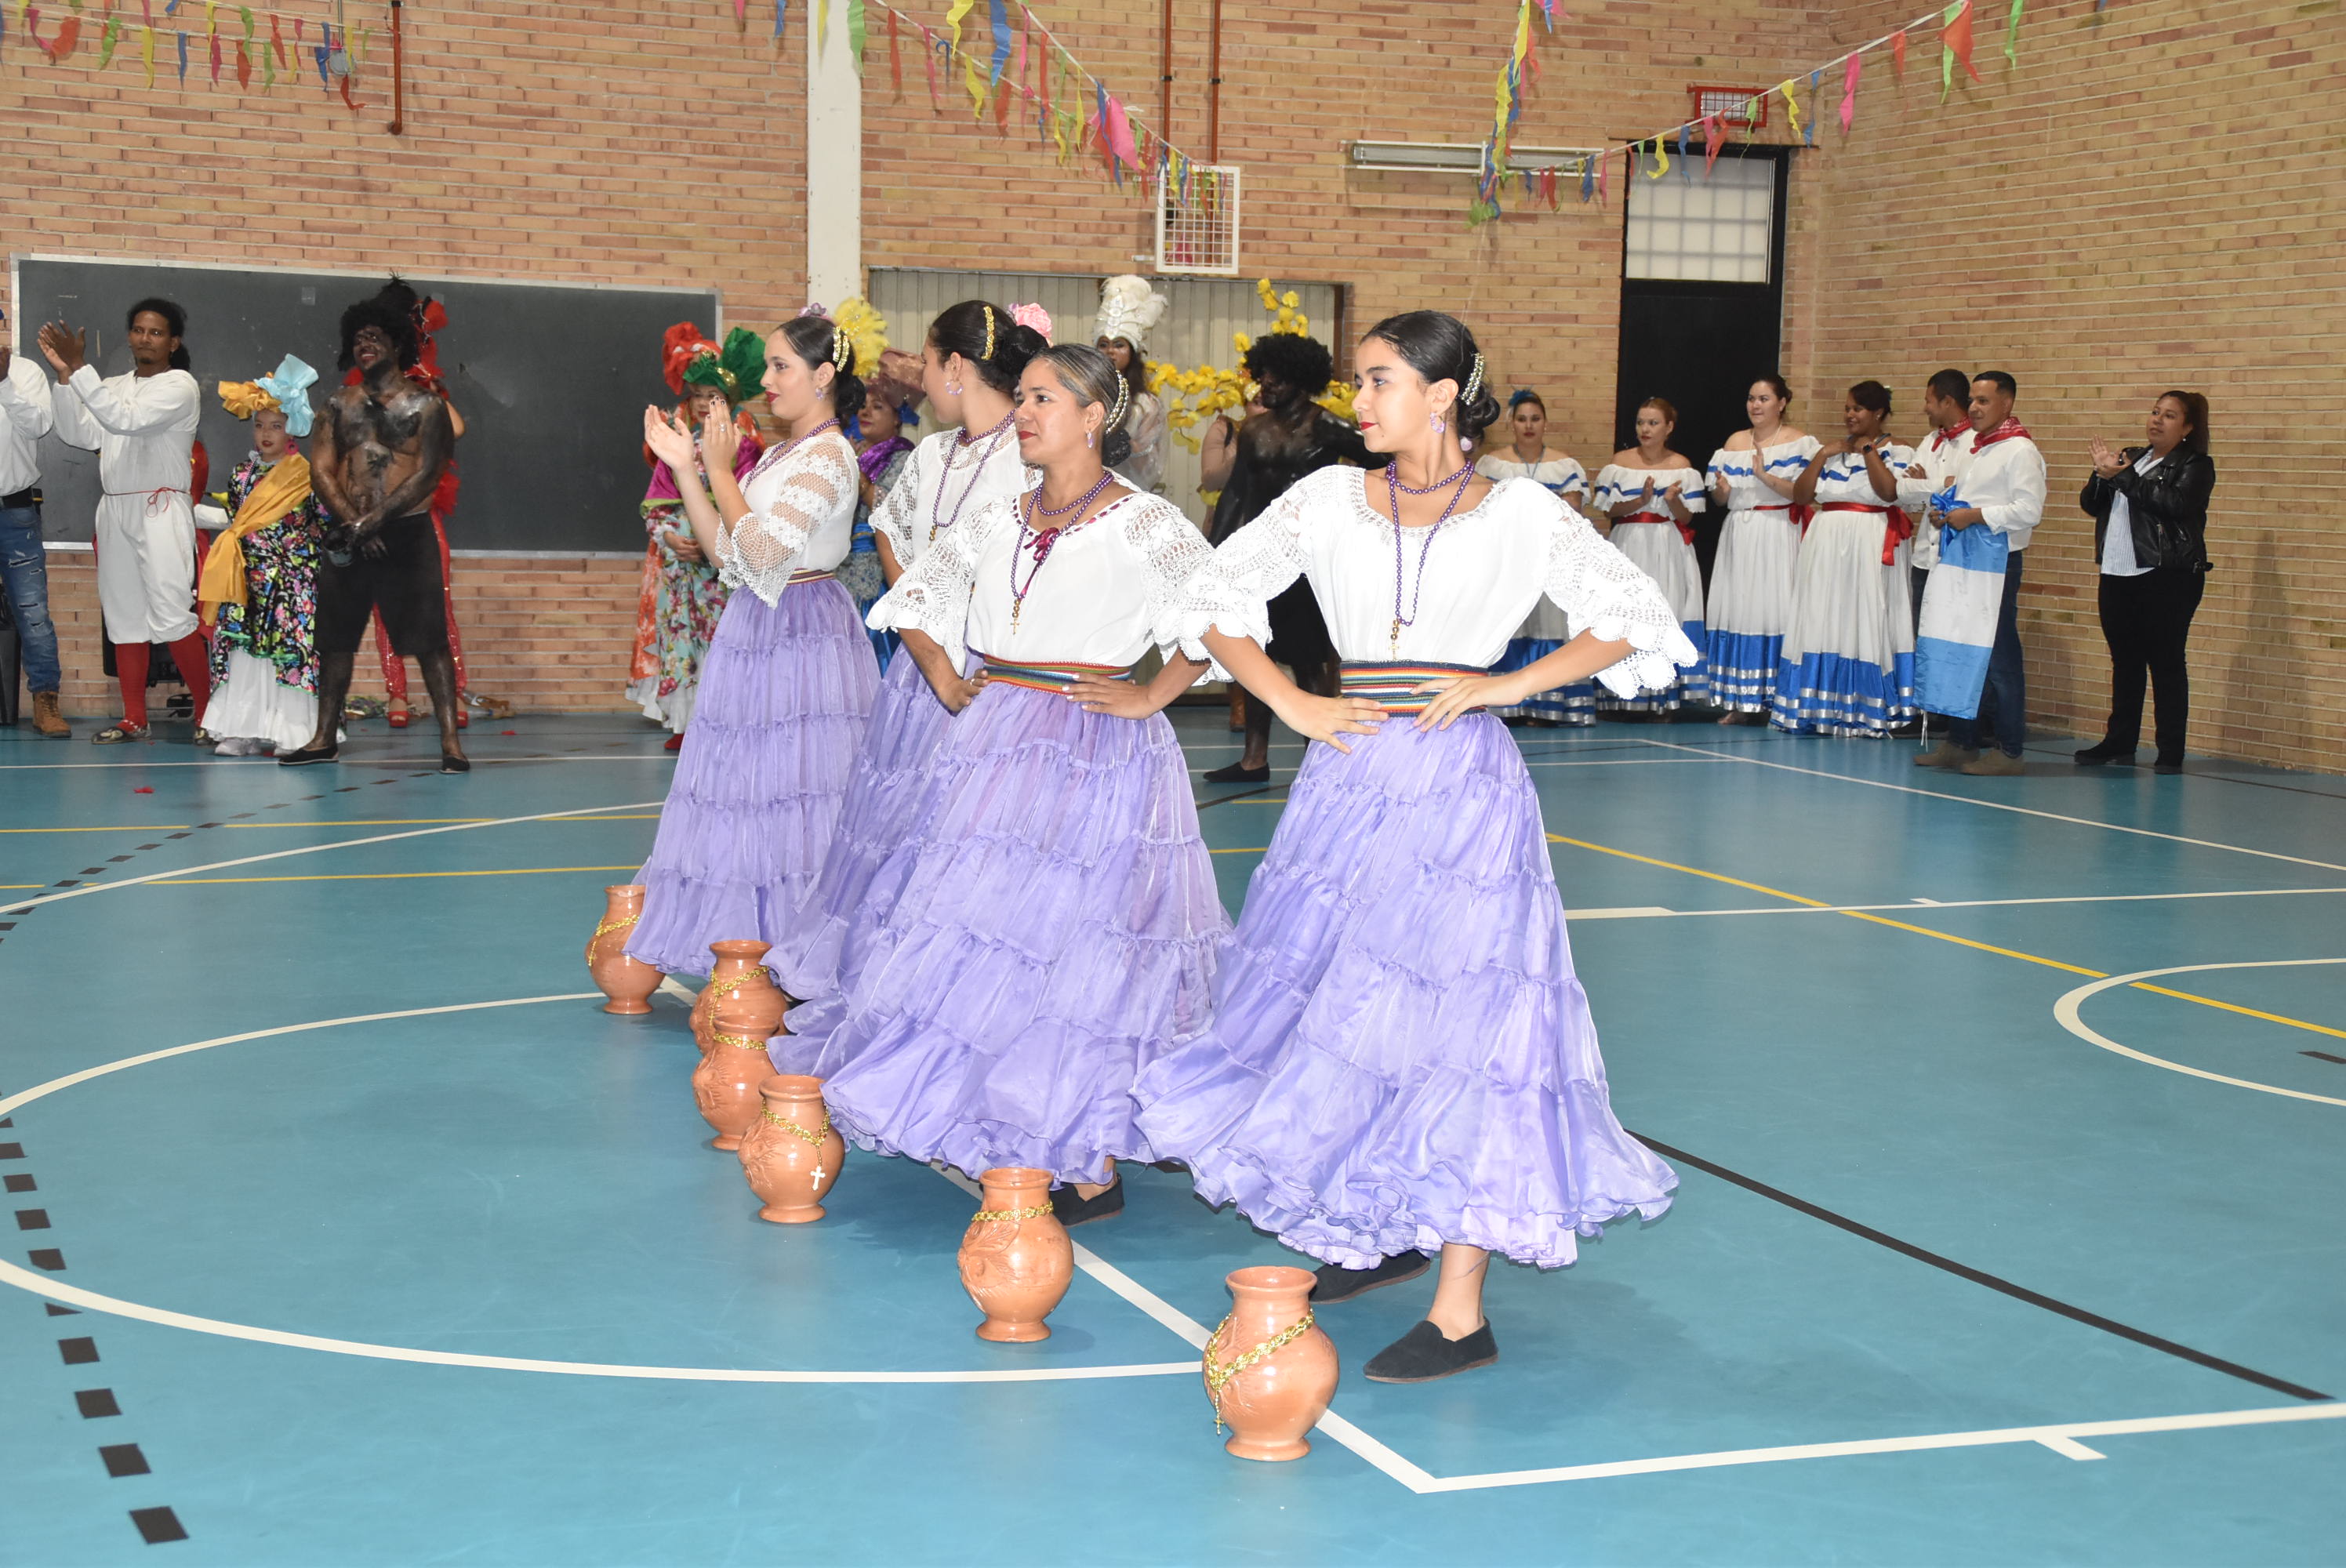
[869,268,1338,526]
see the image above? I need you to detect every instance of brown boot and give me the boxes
[31,691,69,739]
[1912,740,1976,770]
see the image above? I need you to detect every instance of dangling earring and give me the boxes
[1087,430,1095,448]
[1432,414,1446,434]
[947,382,962,396]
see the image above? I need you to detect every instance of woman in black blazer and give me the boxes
[2075,391,2215,773]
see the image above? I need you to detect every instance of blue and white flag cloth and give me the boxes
[1912,486,2006,720]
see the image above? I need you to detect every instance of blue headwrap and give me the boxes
[255,354,320,438]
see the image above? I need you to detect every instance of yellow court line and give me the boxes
[1544,833,2344,1038]
[149,866,643,886]
[220,816,661,827]
[2,884,44,890]
[1210,847,1270,855]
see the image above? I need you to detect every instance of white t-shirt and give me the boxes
[1176,466,1698,699]
[2100,450,2166,578]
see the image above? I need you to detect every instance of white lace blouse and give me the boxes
[1175,466,1698,699]
[713,430,859,605]
[868,423,1029,573]
[871,473,1219,673]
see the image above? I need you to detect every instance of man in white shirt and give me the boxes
[38,299,212,744]
[0,316,68,735]
[1897,368,1976,740]
[1923,370,2046,776]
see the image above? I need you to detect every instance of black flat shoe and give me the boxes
[439,753,471,774]
[277,742,340,767]
[2152,758,2184,775]
[1364,1319,1499,1384]
[1309,1250,1430,1305]
[2073,742,2137,766]
[1202,761,1271,785]
[1048,1179,1124,1228]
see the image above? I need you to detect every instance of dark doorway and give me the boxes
[1611,146,1792,585]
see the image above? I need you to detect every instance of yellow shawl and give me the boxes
[197,453,314,626]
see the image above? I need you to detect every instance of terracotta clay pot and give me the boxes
[736,1074,845,1223]
[691,993,773,1151]
[585,885,661,1017]
[1203,1265,1339,1461]
[957,1168,1073,1343]
[691,939,780,1054]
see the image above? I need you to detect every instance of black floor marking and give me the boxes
[107,855,133,863]
[16,1207,52,1228]
[99,1443,151,1478]
[75,1388,122,1418]
[58,1337,100,1364]
[129,1507,187,1544]
[29,1248,65,1270]
[2303,1050,2346,1066]
[4,1174,33,1192]
[45,1302,78,1316]
[1632,1132,2332,1403]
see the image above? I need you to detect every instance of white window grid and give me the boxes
[1624,157,1774,285]
[1156,164,1241,277]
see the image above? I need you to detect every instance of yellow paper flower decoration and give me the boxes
[1149,280,1353,450]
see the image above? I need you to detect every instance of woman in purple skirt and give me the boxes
[1135,311,1698,1383]
[767,300,1043,1008]
[626,311,881,978]
[781,345,1229,1223]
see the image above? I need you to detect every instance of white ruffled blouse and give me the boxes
[1808,441,1916,508]
[1706,436,1820,514]
[1592,462,1708,519]
[1175,466,1699,699]
[870,472,1218,673]
[713,430,859,605]
[868,422,1029,573]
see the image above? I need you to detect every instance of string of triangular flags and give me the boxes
[1471,0,2043,223]
[848,0,1202,201]
[2,0,372,106]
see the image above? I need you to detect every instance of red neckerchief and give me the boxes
[1970,416,2032,453]
[1929,424,1966,452]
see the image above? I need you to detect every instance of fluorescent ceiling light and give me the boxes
[1347,141,1599,174]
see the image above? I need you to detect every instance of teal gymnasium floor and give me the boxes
[2,706,2341,1565]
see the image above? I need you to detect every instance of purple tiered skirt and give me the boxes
[626,575,881,977]
[767,646,959,1004]
[1132,710,1677,1269]
[775,675,1229,1185]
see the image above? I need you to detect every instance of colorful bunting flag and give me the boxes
[1703,112,1723,172]
[986,0,1008,85]
[1804,68,1818,144]
[1779,79,1801,140]
[887,5,899,89]
[2003,0,2023,65]
[1840,52,1859,133]
[1941,0,1980,99]
[1891,27,1905,81]
[847,0,863,72]
[97,12,116,64]
[1675,121,1690,178]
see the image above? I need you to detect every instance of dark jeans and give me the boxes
[0,503,62,694]
[1948,546,2025,758]
[2097,567,2206,764]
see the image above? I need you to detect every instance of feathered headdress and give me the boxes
[661,322,765,405]
[1094,274,1168,355]
[217,354,321,438]
[831,297,889,377]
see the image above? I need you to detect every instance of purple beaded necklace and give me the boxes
[930,415,1015,543]
[1009,472,1118,633]
[1382,460,1476,655]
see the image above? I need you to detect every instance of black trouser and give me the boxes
[2096,566,2205,763]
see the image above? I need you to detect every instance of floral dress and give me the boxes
[209,454,330,694]
[626,419,763,735]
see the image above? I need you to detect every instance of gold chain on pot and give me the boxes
[708,1030,770,1052]
[968,1202,1053,1223]
[1201,1309,1316,1432]
[761,1105,832,1145]
[583,916,636,965]
[701,964,772,1005]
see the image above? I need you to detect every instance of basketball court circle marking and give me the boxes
[2053,959,2346,1109]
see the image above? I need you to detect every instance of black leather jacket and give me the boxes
[2079,447,2214,571]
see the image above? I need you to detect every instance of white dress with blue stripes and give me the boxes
[1770,442,1919,736]
[1474,449,1593,723]
[1704,436,1820,710]
[1590,461,1709,711]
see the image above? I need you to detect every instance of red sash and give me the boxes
[1816,501,1915,564]
[1623,509,1694,548]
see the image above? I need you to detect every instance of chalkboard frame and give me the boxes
[7,253,721,554]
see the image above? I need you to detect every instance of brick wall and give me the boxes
[43,550,645,717]
[1778,0,2344,769]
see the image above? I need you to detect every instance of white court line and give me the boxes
[2052,959,2346,1109]
[0,996,1196,1386]
[0,754,676,770]
[1414,1401,2346,1490]
[0,799,666,915]
[1564,887,2346,920]
[1636,739,2346,875]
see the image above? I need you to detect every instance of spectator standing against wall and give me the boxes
[2075,390,2214,775]
[0,312,68,735]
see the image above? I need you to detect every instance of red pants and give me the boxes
[372,509,467,701]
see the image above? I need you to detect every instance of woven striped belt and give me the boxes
[977,654,1135,692]
[786,568,835,586]
[1339,660,1490,715]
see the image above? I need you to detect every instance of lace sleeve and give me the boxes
[1542,495,1703,698]
[714,435,855,605]
[868,491,997,671]
[1169,465,1328,660]
[1120,494,1227,677]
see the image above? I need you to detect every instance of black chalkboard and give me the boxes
[8,255,719,553]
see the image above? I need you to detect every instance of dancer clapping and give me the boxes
[1135,312,1692,1383]
[783,345,1229,1225]
[768,301,1044,1009]
[626,311,881,978]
